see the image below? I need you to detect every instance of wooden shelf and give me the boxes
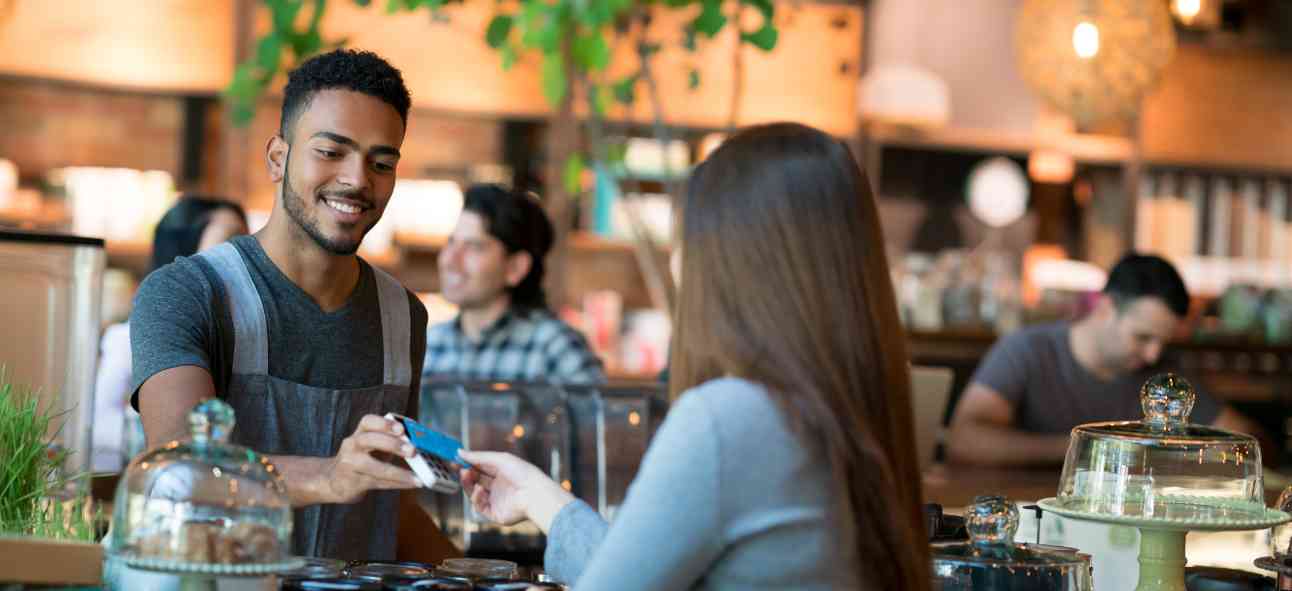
[566,231,669,255]
[394,231,447,253]
[0,203,69,230]
[105,240,151,276]
[865,123,1132,165]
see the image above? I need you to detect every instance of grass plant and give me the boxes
[0,369,98,541]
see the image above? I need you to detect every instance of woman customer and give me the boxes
[93,196,248,470]
[459,123,930,590]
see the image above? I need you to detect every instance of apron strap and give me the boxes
[372,264,412,388]
[197,243,269,375]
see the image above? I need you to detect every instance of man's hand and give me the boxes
[312,414,421,505]
[459,451,574,533]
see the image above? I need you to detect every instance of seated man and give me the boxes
[947,253,1265,467]
[424,184,606,384]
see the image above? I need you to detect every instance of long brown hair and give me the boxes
[669,123,929,589]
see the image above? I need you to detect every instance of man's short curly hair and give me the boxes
[279,49,411,139]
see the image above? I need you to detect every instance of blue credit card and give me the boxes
[397,415,470,468]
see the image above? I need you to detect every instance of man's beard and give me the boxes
[281,149,372,256]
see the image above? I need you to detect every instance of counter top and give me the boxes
[922,463,1292,510]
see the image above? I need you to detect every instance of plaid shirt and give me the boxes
[422,309,607,384]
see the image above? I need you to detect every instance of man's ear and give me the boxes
[504,251,533,288]
[266,134,289,183]
[1092,293,1118,320]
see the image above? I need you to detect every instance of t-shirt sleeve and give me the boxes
[968,330,1036,406]
[129,260,219,404]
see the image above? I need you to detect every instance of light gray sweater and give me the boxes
[544,377,854,590]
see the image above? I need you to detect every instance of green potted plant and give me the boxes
[0,369,104,586]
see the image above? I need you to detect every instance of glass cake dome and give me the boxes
[109,399,297,572]
[1051,373,1269,524]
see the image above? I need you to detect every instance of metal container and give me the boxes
[931,496,1093,591]
[419,381,667,557]
[0,230,104,478]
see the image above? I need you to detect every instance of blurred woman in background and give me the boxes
[457,123,930,590]
[92,196,247,471]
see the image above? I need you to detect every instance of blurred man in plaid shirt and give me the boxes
[423,184,605,384]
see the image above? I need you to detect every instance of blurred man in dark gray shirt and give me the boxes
[947,253,1265,467]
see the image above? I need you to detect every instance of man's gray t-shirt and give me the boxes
[129,235,428,412]
[970,322,1221,433]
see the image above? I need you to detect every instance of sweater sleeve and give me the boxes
[543,391,725,589]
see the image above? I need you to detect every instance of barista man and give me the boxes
[947,253,1267,467]
[129,49,427,560]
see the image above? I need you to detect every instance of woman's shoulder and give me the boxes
[673,377,786,439]
[677,377,773,411]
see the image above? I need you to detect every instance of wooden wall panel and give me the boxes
[602,2,861,136]
[1140,45,1292,172]
[0,0,234,93]
[313,2,548,117]
[311,1,860,135]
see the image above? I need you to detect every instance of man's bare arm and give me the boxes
[138,367,419,506]
[946,382,1071,467]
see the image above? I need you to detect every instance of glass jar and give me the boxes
[344,561,434,580]
[436,557,518,580]
[930,496,1093,591]
[280,579,382,591]
[278,556,347,580]
[108,399,295,571]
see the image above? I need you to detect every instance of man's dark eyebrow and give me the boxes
[310,131,401,159]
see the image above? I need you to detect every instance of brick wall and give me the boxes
[0,77,185,182]
[0,77,504,204]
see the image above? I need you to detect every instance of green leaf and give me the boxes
[268,0,304,34]
[485,15,513,48]
[589,84,610,116]
[573,33,610,71]
[563,153,586,195]
[292,30,323,57]
[541,52,567,105]
[580,0,613,26]
[520,1,563,53]
[606,142,628,166]
[500,44,518,71]
[353,0,372,6]
[740,23,778,51]
[739,0,774,19]
[693,0,726,37]
[255,35,282,72]
[688,68,701,90]
[611,75,637,105]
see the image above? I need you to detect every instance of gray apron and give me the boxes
[199,242,412,560]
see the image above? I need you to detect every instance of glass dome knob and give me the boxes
[1140,373,1195,431]
[188,398,235,445]
[966,495,1019,546]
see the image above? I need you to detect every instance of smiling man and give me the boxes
[423,184,605,385]
[129,49,428,560]
[947,253,1266,467]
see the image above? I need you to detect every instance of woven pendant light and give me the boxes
[1016,0,1176,128]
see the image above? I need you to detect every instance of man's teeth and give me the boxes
[325,199,361,214]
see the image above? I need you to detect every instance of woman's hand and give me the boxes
[459,450,576,533]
